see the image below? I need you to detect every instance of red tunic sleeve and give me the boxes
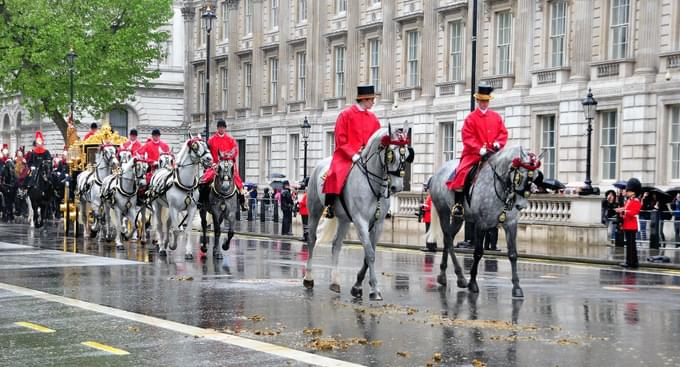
[461,115,484,154]
[334,110,354,161]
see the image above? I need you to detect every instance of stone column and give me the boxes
[513,0,533,88]
[278,0,290,112]
[379,0,395,104]
[345,0,360,103]
[634,0,660,74]
[227,0,240,117]
[420,0,436,100]
[569,0,593,81]
[181,6,196,124]
[252,0,265,112]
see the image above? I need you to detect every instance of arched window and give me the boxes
[2,115,10,147]
[109,108,128,137]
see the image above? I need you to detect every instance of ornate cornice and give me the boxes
[226,0,239,10]
[181,6,196,19]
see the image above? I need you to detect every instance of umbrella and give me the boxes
[244,182,258,189]
[270,179,285,191]
[613,180,627,189]
[538,178,565,191]
[641,186,672,203]
[269,172,286,179]
[666,186,680,198]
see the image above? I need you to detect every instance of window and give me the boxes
[221,1,229,40]
[197,71,205,112]
[262,136,272,181]
[198,16,206,46]
[336,0,346,14]
[609,0,629,59]
[368,39,380,90]
[549,1,566,67]
[244,0,253,35]
[289,134,300,180]
[601,111,618,180]
[540,115,557,179]
[296,51,306,100]
[220,67,228,110]
[298,0,307,22]
[243,62,252,108]
[109,108,128,137]
[671,106,680,179]
[372,0,381,4]
[269,57,278,105]
[270,0,279,29]
[334,46,345,97]
[407,30,419,87]
[442,122,456,162]
[448,20,463,81]
[326,132,336,156]
[496,10,512,75]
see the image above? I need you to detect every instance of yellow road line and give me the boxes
[14,321,55,333]
[81,341,130,355]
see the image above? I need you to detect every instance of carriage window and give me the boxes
[600,111,618,180]
[289,134,300,181]
[109,108,128,137]
[540,115,556,179]
[441,122,456,162]
[670,105,680,179]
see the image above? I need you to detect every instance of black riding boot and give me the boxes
[452,191,464,218]
[324,194,336,219]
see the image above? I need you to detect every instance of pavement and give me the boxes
[0,222,679,366]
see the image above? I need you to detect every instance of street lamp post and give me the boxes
[580,88,599,196]
[202,6,216,139]
[65,48,77,236]
[470,0,478,112]
[301,116,311,182]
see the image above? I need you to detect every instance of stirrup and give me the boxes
[323,205,335,219]
[451,203,464,218]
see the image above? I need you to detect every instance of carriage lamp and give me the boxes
[580,88,599,196]
[301,116,311,182]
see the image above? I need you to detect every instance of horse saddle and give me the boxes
[463,163,481,205]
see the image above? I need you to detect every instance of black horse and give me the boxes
[1,160,18,221]
[49,161,68,220]
[27,160,53,228]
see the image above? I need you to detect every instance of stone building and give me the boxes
[183,0,680,190]
[0,0,187,153]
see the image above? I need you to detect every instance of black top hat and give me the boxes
[90,122,98,129]
[216,119,227,128]
[474,84,494,101]
[151,128,161,136]
[625,178,642,196]
[129,129,138,136]
[357,85,375,99]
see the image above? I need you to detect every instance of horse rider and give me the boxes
[322,85,381,219]
[24,131,52,189]
[200,118,247,211]
[446,84,508,217]
[122,128,142,155]
[0,144,9,163]
[138,128,170,184]
[83,122,98,141]
[15,147,27,183]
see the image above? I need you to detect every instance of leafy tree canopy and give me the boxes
[0,0,173,140]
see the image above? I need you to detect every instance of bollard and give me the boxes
[64,181,70,236]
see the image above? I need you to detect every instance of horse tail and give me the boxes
[315,217,338,246]
[428,208,444,247]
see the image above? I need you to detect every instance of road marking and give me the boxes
[14,321,56,333]
[0,282,363,367]
[81,341,130,356]
[602,286,629,291]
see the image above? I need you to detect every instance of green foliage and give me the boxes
[0,0,173,135]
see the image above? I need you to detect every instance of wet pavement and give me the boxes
[1,222,680,366]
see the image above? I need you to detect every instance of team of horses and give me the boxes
[1,128,545,299]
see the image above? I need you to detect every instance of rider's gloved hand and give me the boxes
[479,147,487,157]
[30,166,36,170]
[352,153,361,163]
[493,141,501,151]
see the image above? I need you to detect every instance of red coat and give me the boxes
[122,139,142,155]
[201,132,243,189]
[298,193,308,216]
[323,104,381,194]
[447,108,508,190]
[422,194,432,223]
[83,130,96,141]
[620,197,641,231]
[138,139,170,165]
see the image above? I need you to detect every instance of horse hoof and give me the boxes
[329,283,341,293]
[468,282,479,293]
[369,292,383,301]
[512,288,524,298]
[116,245,125,251]
[222,242,230,251]
[350,286,363,298]
[185,253,194,261]
[169,242,178,251]
[152,239,158,245]
[456,278,468,289]
[303,279,314,289]
[437,274,448,287]
[200,245,207,254]
[213,250,223,259]
[158,249,167,257]
[140,240,147,245]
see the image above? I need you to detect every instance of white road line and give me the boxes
[0,282,363,367]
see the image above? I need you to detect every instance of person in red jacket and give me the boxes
[446,84,508,217]
[322,85,381,218]
[298,190,309,242]
[201,119,246,210]
[616,178,642,268]
[138,129,170,166]
[83,122,98,141]
[122,129,142,155]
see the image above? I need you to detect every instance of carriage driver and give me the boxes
[137,129,170,185]
[200,118,248,211]
[122,129,142,155]
[446,84,508,217]
[24,131,52,188]
[322,85,381,219]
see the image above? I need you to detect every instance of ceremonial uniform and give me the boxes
[122,139,142,155]
[25,131,52,187]
[201,131,243,190]
[298,192,309,242]
[619,178,642,268]
[138,137,170,166]
[83,123,98,141]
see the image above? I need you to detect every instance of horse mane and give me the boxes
[176,140,189,163]
[362,128,389,158]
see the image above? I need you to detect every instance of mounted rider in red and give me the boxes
[24,131,52,188]
[446,84,508,217]
[200,118,247,211]
[122,129,142,155]
[137,129,170,185]
[322,85,381,218]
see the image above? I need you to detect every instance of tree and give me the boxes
[0,0,173,141]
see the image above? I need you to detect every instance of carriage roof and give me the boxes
[67,123,128,172]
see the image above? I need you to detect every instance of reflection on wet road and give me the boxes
[0,223,679,366]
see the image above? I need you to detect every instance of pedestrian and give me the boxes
[672,193,680,247]
[261,188,270,222]
[615,178,642,268]
[602,190,620,244]
[248,186,258,221]
[281,181,294,235]
[420,182,436,252]
[639,192,652,241]
[298,190,309,242]
[273,188,281,222]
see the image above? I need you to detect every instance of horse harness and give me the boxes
[488,154,541,223]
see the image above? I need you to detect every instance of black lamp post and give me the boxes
[470,0,478,112]
[65,48,77,237]
[202,5,216,139]
[580,88,599,196]
[301,116,311,182]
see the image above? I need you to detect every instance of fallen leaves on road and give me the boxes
[472,359,487,367]
[306,337,381,351]
[127,326,140,333]
[248,314,265,322]
[168,275,194,281]
[396,351,411,358]
[303,327,323,336]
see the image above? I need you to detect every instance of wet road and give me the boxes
[0,223,679,367]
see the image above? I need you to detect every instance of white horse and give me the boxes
[100,157,149,250]
[76,145,119,239]
[147,137,212,259]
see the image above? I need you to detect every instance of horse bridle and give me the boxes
[211,159,237,199]
[489,154,541,223]
[173,140,211,191]
[94,147,117,186]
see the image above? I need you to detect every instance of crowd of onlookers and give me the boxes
[244,180,307,239]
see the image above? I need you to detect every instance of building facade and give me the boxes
[184,0,680,189]
[0,0,187,153]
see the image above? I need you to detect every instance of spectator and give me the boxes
[615,178,642,268]
[649,193,662,249]
[281,181,294,235]
[261,188,271,222]
[298,191,309,242]
[419,185,436,252]
[248,187,258,221]
[273,188,281,222]
[602,190,620,244]
[639,192,652,241]
[672,193,680,247]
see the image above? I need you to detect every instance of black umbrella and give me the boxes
[269,172,286,179]
[613,180,627,189]
[538,178,565,191]
[641,186,672,203]
[666,186,680,198]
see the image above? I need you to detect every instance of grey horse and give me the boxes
[429,145,542,298]
[304,126,414,301]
